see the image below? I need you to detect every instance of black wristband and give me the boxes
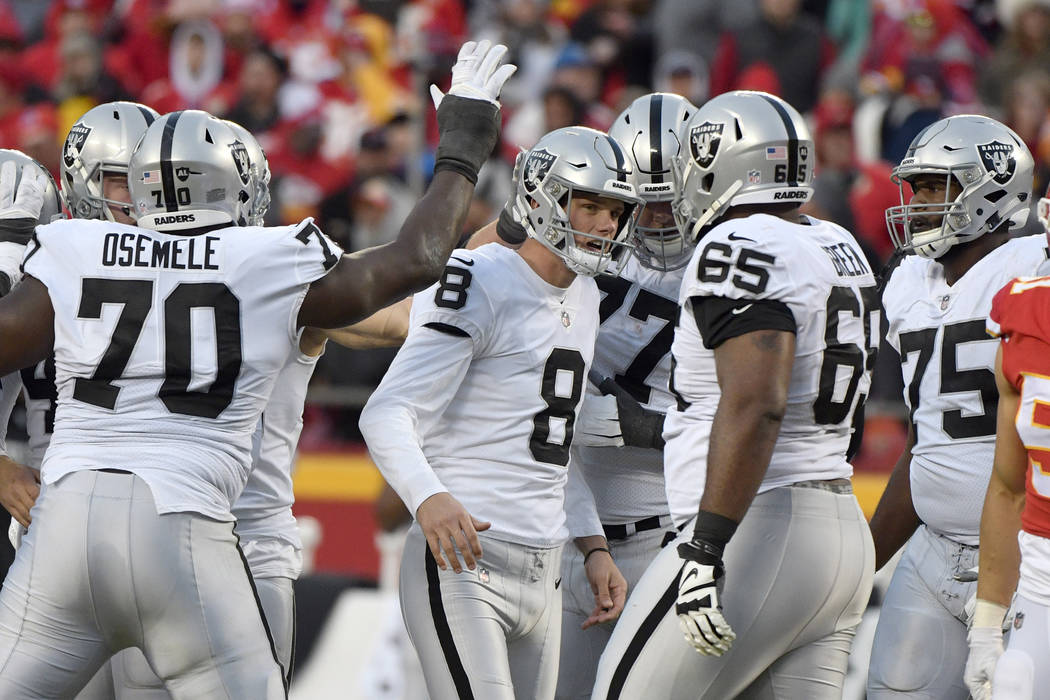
[434,95,500,186]
[584,546,610,565]
[690,509,739,558]
[0,271,10,298]
[0,218,38,246]
[496,206,527,245]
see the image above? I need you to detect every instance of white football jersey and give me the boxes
[883,234,1049,544]
[22,217,341,521]
[576,256,681,524]
[664,214,878,527]
[0,371,20,456]
[19,357,55,469]
[232,343,321,577]
[361,243,600,547]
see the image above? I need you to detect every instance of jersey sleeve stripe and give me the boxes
[423,321,471,338]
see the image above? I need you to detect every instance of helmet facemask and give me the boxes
[884,115,1034,259]
[633,197,690,271]
[516,179,641,277]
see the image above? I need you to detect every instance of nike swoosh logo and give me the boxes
[731,304,753,315]
[554,578,561,589]
[450,257,475,266]
[727,232,755,242]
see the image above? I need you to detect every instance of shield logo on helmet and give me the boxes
[63,124,92,169]
[977,140,1016,185]
[523,148,557,193]
[689,122,723,168]
[230,141,251,185]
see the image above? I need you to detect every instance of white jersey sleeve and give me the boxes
[21,217,342,521]
[358,317,476,515]
[664,214,879,526]
[882,234,1050,543]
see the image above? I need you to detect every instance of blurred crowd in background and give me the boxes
[1,0,1046,448]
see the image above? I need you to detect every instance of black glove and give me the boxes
[590,370,666,449]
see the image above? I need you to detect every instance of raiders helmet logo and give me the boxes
[63,124,92,169]
[230,141,251,185]
[523,148,557,193]
[977,140,1016,185]
[689,122,723,168]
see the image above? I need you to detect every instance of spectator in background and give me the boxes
[652,0,757,71]
[225,47,287,137]
[653,50,708,106]
[141,19,236,114]
[53,32,127,134]
[709,0,835,113]
[569,0,654,95]
[978,0,1050,110]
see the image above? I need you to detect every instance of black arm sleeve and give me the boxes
[692,296,796,350]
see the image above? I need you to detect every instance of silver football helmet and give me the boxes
[609,92,697,271]
[61,101,159,221]
[222,119,270,226]
[886,115,1034,259]
[513,126,643,277]
[129,110,253,232]
[672,90,814,242]
[0,149,63,224]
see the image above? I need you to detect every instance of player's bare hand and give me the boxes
[417,492,490,574]
[0,455,39,528]
[582,549,627,629]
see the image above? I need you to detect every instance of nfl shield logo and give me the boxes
[747,169,761,184]
[976,140,1016,185]
[690,121,723,168]
[523,148,557,193]
[63,124,92,169]
[230,141,251,185]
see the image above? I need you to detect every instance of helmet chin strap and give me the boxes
[689,180,743,242]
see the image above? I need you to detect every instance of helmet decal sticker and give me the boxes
[63,124,92,169]
[230,141,251,186]
[689,121,723,168]
[523,148,557,193]
[977,140,1016,184]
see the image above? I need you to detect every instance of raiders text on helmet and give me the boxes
[609,92,698,270]
[514,127,643,277]
[886,115,1034,259]
[672,90,814,242]
[128,110,254,232]
[0,149,62,224]
[61,101,160,221]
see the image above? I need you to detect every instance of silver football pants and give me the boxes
[400,525,563,700]
[0,470,285,699]
[591,484,874,700]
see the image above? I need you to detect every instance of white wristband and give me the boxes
[972,599,1008,629]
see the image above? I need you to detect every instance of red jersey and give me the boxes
[989,276,1050,538]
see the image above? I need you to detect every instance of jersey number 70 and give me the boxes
[73,278,242,419]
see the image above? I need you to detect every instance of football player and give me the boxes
[359,126,643,700]
[963,276,1050,700]
[592,90,877,699]
[0,39,513,698]
[867,115,1050,699]
[554,92,696,700]
[0,149,62,530]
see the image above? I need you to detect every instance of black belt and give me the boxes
[603,515,668,541]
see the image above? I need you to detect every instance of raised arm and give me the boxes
[299,41,515,329]
[0,276,54,376]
